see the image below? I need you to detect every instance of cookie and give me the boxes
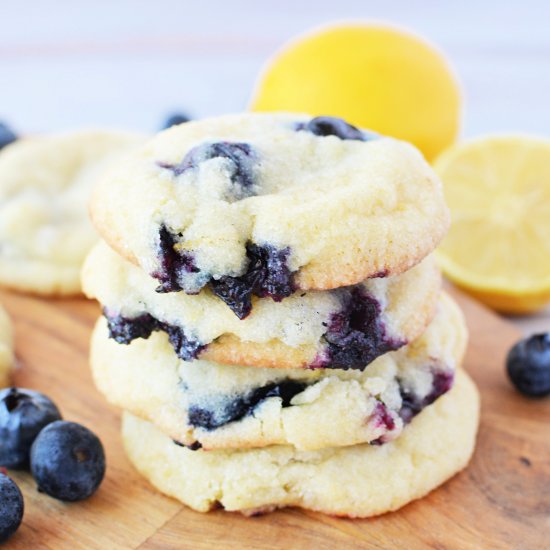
[91,293,465,451]
[122,368,479,516]
[0,130,143,295]
[90,113,449,317]
[0,304,14,387]
[83,241,441,370]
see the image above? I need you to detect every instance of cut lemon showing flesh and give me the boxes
[434,135,550,314]
[250,23,461,161]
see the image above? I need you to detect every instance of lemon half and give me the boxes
[435,135,550,314]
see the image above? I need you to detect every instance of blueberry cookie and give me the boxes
[91,293,465,451]
[0,304,14,387]
[122,368,479,516]
[0,130,143,295]
[83,241,441,370]
[90,113,449,317]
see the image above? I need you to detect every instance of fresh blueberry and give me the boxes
[0,473,24,543]
[296,116,372,141]
[162,112,191,129]
[0,122,17,150]
[0,388,62,470]
[30,421,105,502]
[506,333,550,397]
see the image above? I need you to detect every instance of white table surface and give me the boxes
[1,0,549,334]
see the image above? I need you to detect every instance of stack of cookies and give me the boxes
[83,113,479,517]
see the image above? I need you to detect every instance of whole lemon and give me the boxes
[250,23,461,161]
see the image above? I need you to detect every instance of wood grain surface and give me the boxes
[0,287,548,549]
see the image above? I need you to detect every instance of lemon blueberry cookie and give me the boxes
[122,368,479,516]
[90,113,449,317]
[0,130,143,295]
[0,304,14,387]
[91,293,465,451]
[83,241,441,370]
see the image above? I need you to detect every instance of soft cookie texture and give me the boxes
[92,293,466,451]
[91,113,449,315]
[122,368,479,516]
[83,241,441,370]
[0,130,143,295]
[0,304,14,387]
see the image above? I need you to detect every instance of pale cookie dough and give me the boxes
[122,368,479,516]
[83,241,441,370]
[92,293,466,451]
[91,113,449,317]
[0,130,143,295]
[0,304,14,387]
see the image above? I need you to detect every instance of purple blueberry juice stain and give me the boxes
[314,287,405,371]
[398,368,454,424]
[187,380,308,430]
[103,310,205,361]
[295,116,378,141]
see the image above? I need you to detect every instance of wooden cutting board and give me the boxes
[0,287,548,549]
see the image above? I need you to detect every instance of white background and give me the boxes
[1,0,549,331]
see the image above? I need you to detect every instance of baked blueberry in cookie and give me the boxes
[104,310,205,361]
[153,225,201,293]
[313,287,404,370]
[159,141,258,201]
[295,115,371,141]
[154,229,294,319]
[187,380,308,430]
[399,368,454,423]
[209,244,294,319]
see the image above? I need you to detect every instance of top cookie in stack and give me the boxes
[90,113,448,312]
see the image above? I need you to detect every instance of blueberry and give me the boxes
[506,333,550,397]
[188,380,308,430]
[103,309,158,344]
[0,122,17,150]
[162,112,191,130]
[153,224,199,293]
[0,473,24,542]
[210,243,294,319]
[297,116,373,141]
[0,388,62,470]
[315,287,404,370]
[160,141,258,200]
[30,421,105,502]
